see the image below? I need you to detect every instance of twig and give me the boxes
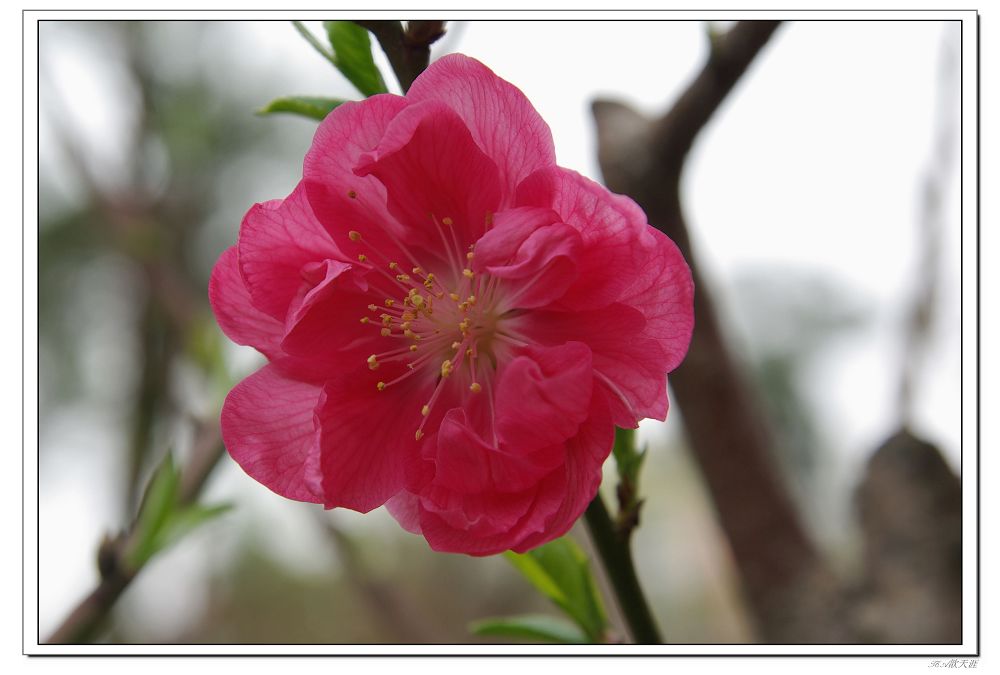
[593,21,852,642]
[355,20,446,92]
[584,493,662,644]
[45,418,225,644]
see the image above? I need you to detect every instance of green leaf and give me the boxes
[127,454,181,568]
[470,614,589,644]
[256,96,347,121]
[504,537,607,642]
[151,503,233,556]
[126,454,233,569]
[612,426,647,503]
[323,21,388,97]
[292,21,336,66]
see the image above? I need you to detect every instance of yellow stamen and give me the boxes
[376,381,386,391]
[349,230,361,241]
[409,345,419,352]
[359,317,369,324]
[463,268,474,278]
[441,360,453,378]
[415,429,424,440]
[367,355,379,370]
[357,254,367,262]
[421,405,430,416]
[380,328,391,337]
[442,217,453,226]
[347,190,357,199]
[470,382,482,394]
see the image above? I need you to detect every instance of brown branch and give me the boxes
[355,20,446,92]
[45,418,225,644]
[594,21,852,642]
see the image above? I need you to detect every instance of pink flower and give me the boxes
[210,54,694,555]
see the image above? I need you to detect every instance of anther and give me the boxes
[441,360,453,378]
[349,231,361,241]
[347,190,357,199]
[358,254,367,262]
[376,381,386,391]
[463,269,474,278]
[367,355,379,370]
[467,251,475,260]
[470,382,482,394]
[415,429,424,441]
[421,405,430,416]
[411,295,425,308]
[385,299,395,307]
[449,293,460,302]
[380,328,392,337]
[360,317,370,324]
[409,345,419,352]
[442,217,453,226]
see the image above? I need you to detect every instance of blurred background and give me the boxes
[37,20,962,644]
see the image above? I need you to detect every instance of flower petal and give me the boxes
[316,364,435,512]
[494,341,594,451]
[512,303,665,427]
[238,182,342,321]
[616,227,695,374]
[407,54,556,205]
[303,94,412,258]
[354,100,502,261]
[278,260,384,381]
[208,246,284,358]
[516,166,655,309]
[512,388,615,552]
[432,408,565,495]
[472,206,582,309]
[220,365,324,503]
[417,475,564,557]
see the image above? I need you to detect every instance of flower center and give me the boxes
[346,216,521,440]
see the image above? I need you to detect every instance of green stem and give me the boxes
[584,493,663,644]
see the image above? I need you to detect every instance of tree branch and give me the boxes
[355,20,446,93]
[45,419,225,644]
[594,21,852,642]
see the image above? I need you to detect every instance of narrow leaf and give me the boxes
[470,614,589,644]
[323,21,388,96]
[257,96,347,122]
[152,503,234,555]
[292,21,336,66]
[126,454,181,568]
[504,537,608,642]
